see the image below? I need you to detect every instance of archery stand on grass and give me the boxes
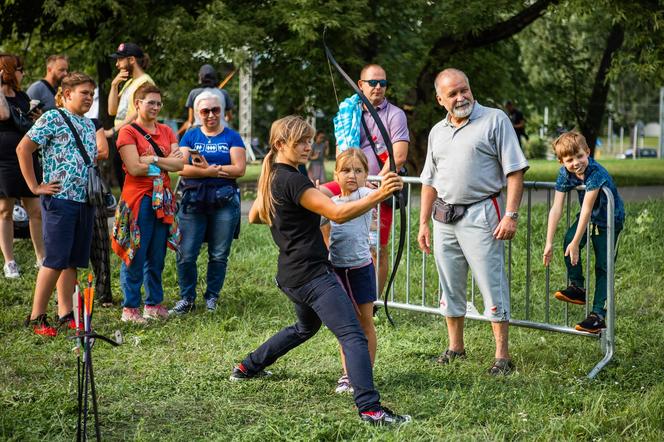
[69,274,122,442]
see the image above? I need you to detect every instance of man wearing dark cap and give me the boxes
[178,64,234,136]
[106,42,154,136]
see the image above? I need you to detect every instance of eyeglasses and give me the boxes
[199,107,221,116]
[139,99,163,108]
[361,79,388,88]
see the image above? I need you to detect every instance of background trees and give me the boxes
[1,0,662,171]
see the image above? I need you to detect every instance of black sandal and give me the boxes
[435,348,466,365]
[488,358,514,376]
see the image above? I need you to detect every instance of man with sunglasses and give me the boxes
[326,64,409,295]
[357,64,409,296]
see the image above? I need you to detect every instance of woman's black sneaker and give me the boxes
[575,312,606,333]
[229,363,272,381]
[360,407,412,426]
[554,285,586,305]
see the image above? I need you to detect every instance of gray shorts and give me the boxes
[432,197,510,321]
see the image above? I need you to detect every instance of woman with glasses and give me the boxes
[170,91,245,314]
[111,83,184,324]
[0,54,45,279]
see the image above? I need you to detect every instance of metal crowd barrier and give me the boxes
[369,176,616,379]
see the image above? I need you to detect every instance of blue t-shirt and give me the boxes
[180,126,245,187]
[554,157,625,229]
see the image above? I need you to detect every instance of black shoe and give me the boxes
[435,348,466,365]
[488,358,514,376]
[575,312,606,333]
[229,364,272,381]
[169,299,195,315]
[554,285,586,305]
[360,407,412,426]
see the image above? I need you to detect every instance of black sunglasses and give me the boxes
[200,107,221,116]
[361,79,388,88]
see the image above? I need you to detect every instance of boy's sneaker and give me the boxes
[121,307,147,324]
[575,312,606,333]
[229,363,272,381]
[169,299,195,315]
[143,304,169,320]
[435,348,466,365]
[554,285,586,305]
[335,374,354,394]
[360,407,412,426]
[206,297,218,312]
[4,261,19,279]
[24,314,57,337]
[488,358,515,376]
[57,311,78,331]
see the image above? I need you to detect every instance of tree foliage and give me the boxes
[1,0,661,169]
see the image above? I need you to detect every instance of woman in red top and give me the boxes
[112,83,184,324]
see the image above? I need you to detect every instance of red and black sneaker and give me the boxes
[228,363,272,381]
[57,311,79,331]
[554,285,586,305]
[24,314,57,337]
[360,407,412,426]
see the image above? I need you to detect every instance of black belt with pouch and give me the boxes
[432,192,500,224]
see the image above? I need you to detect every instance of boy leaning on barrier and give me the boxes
[543,132,625,333]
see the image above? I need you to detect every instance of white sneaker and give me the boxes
[4,261,20,278]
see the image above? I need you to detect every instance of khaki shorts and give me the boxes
[432,197,510,321]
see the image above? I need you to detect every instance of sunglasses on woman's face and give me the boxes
[200,107,221,116]
[16,66,24,73]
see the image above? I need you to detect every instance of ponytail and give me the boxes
[256,149,277,225]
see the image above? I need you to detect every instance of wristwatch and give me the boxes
[153,156,159,164]
[505,211,519,221]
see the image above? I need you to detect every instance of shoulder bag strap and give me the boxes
[40,79,57,96]
[56,109,92,166]
[360,115,384,169]
[130,123,166,157]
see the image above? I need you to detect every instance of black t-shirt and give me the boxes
[509,109,526,137]
[270,163,329,287]
[0,91,30,132]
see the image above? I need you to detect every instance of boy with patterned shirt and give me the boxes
[17,72,98,336]
[543,132,625,333]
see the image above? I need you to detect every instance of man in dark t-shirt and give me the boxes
[505,101,528,147]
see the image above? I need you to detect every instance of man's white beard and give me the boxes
[452,100,473,118]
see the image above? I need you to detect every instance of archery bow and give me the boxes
[323,30,407,326]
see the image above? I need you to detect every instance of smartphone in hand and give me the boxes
[188,148,204,166]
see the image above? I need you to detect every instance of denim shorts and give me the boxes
[41,196,94,270]
[333,262,377,305]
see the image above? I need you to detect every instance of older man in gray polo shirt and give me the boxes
[417,68,528,375]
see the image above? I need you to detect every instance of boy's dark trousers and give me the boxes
[564,219,621,317]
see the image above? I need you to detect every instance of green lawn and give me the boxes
[239,158,664,187]
[1,200,663,440]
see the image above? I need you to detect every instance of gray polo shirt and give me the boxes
[26,80,57,111]
[420,102,528,205]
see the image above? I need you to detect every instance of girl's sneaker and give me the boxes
[335,374,354,394]
[121,307,147,324]
[143,304,169,320]
[24,314,57,337]
[360,407,412,426]
[4,261,19,278]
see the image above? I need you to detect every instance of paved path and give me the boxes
[240,186,664,218]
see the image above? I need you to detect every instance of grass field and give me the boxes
[238,158,664,188]
[1,200,664,441]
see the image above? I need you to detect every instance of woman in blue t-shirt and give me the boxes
[171,91,246,314]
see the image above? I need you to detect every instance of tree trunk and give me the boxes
[579,24,625,157]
